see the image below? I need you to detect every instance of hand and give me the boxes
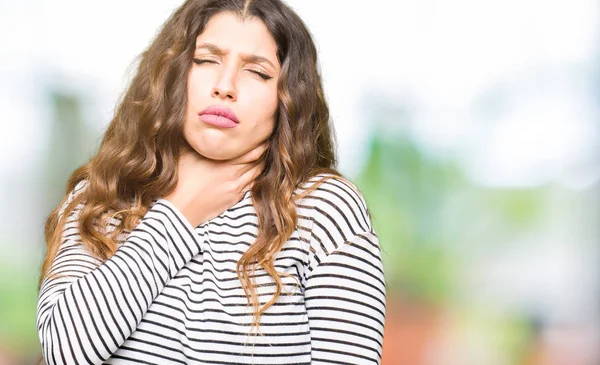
[164,142,267,227]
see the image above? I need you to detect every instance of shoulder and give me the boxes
[58,180,89,219]
[295,173,374,247]
[295,173,381,285]
[56,180,90,243]
[66,179,89,202]
[57,179,132,245]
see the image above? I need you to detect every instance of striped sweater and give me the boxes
[37,174,386,364]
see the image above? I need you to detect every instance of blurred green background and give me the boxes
[1,1,599,364]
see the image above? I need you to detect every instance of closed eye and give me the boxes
[192,58,273,81]
[249,70,273,80]
[193,58,217,65]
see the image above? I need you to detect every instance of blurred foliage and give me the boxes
[0,89,98,362]
[44,90,99,213]
[354,113,546,306]
[0,266,39,357]
[0,87,592,365]
[356,132,463,304]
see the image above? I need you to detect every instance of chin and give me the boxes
[190,145,239,161]
[201,152,235,161]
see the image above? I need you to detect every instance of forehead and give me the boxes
[195,12,278,59]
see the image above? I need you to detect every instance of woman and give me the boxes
[37,0,386,364]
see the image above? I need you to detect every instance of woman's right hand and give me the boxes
[164,143,267,227]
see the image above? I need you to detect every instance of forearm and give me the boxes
[37,199,201,365]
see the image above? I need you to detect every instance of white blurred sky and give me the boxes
[1,0,599,187]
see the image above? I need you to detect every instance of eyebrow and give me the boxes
[195,42,277,70]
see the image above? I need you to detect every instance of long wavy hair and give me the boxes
[40,0,342,333]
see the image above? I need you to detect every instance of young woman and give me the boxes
[36,0,386,364]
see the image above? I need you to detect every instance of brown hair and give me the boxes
[41,0,341,333]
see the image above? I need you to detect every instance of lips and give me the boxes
[198,105,239,124]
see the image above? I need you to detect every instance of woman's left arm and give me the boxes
[304,230,386,364]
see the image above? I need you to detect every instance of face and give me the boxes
[183,11,280,161]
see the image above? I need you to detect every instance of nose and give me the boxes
[211,71,237,101]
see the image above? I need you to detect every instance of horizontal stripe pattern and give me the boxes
[37,174,386,364]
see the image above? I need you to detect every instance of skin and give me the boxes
[166,12,281,227]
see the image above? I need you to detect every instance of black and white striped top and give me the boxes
[37,174,386,364]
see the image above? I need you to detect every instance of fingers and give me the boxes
[237,163,263,193]
[237,157,266,182]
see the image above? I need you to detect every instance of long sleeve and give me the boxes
[304,231,386,364]
[36,183,203,365]
[300,175,387,364]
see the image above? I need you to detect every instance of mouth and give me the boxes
[198,105,239,124]
[198,114,239,128]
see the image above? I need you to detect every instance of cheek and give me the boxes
[259,88,279,122]
[259,96,278,133]
[187,77,204,101]
[269,92,279,114]
[187,68,215,101]
[241,84,278,129]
